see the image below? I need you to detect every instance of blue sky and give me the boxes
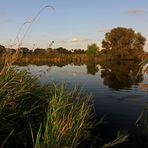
[0,0,148,50]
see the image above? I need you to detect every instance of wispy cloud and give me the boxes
[98,28,110,33]
[127,9,146,15]
[60,37,92,43]
[40,34,49,38]
[0,9,12,23]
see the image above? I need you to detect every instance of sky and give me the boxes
[0,0,148,51]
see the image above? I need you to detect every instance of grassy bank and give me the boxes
[0,67,95,147]
[0,67,129,147]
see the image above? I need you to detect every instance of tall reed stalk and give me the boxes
[0,5,54,75]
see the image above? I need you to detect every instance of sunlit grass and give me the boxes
[31,84,95,148]
[0,68,48,147]
[102,130,128,148]
[0,68,96,147]
[0,68,129,147]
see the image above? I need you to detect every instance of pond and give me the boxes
[18,61,148,147]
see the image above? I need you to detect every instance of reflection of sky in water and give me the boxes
[20,64,104,88]
[18,64,148,137]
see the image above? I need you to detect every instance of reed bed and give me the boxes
[0,68,129,148]
[0,68,95,147]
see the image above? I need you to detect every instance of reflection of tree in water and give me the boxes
[100,61,143,90]
[86,62,99,75]
[16,60,86,67]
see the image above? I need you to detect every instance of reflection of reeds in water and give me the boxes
[139,83,148,92]
[38,67,51,78]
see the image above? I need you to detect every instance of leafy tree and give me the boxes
[55,47,71,54]
[73,49,85,54]
[102,27,146,60]
[0,45,6,54]
[7,48,16,54]
[86,43,99,56]
[34,48,46,55]
[20,47,29,54]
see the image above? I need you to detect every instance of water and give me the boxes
[18,61,148,147]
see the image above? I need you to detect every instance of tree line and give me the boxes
[0,27,147,60]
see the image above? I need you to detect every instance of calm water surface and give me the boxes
[19,61,148,147]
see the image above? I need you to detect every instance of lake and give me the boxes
[18,61,148,147]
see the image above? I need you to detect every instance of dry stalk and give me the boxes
[0,5,54,76]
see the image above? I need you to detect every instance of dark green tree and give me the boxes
[20,47,29,54]
[0,45,6,54]
[86,43,99,56]
[34,48,46,55]
[102,27,146,60]
[73,49,85,54]
[55,47,71,54]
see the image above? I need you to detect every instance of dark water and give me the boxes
[18,61,148,147]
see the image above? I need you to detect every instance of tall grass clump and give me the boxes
[0,68,49,147]
[0,69,128,148]
[0,68,37,109]
[31,84,95,148]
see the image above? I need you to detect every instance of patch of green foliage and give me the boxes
[86,44,99,56]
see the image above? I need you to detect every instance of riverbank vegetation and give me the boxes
[0,67,129,147]
[0,67,95,147]
[0,27,147,65]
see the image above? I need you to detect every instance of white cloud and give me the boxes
[127,9,146,15]
[98,28,110,33]
[60,37,93,43]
